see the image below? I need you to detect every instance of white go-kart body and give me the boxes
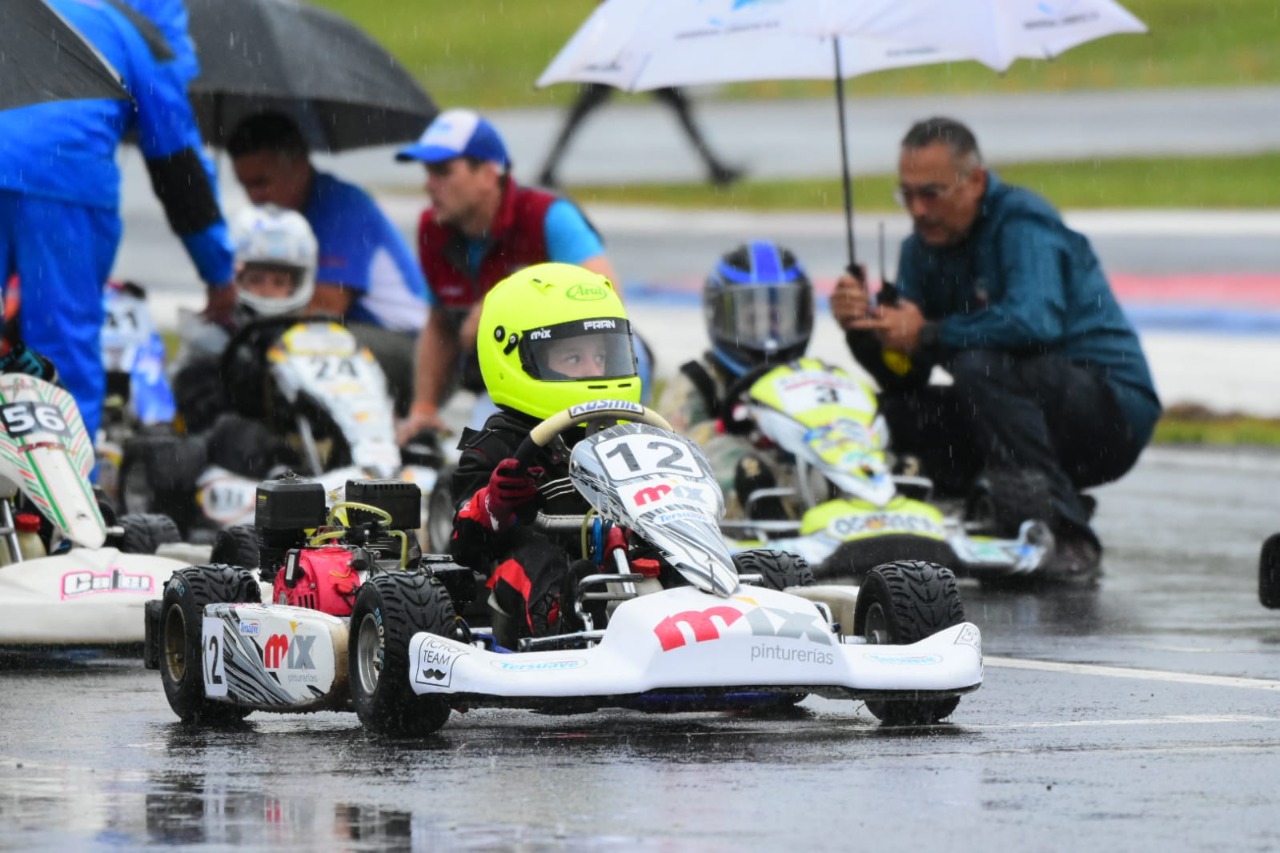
[0,375,187,647]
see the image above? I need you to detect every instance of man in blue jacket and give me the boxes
[832,117,1161,582]
[0,0,234,441]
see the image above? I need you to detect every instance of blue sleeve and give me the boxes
[543,200,605,264]
[935,217,1069,351]
[124,14,232,286]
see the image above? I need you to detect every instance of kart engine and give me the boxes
[256,475,427,616]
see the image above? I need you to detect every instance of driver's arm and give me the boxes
[399,306,458,440]
[307,281,355,316]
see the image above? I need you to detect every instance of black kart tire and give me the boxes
[425,465,457,555]
[350,573,459,737]
[210,524,260,571]
[1260,534,1280,609]
[853,560,966,726]
[159,564,261,725]
[118,513,182,554]
[733,549,815,590]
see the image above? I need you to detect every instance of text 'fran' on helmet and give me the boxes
[478,263,640,421]
[230,204,318,317]
[703,240,814,376]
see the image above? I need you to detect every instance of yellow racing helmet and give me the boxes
[478,263,640,421]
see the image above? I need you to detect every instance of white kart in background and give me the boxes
[0,373,191,649]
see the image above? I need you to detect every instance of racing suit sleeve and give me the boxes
[449,425,525,572]
[126,19,232,287]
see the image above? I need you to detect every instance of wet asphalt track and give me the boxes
[3,445,1280,852]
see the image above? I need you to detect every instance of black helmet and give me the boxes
[703,241,813,377]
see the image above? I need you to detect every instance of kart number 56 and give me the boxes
[1,401,69,437]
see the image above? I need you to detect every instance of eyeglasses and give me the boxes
[894,181,963,207]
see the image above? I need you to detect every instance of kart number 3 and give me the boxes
[1,402,69,436]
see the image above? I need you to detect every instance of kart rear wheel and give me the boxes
[210,524,260,572]
[733,549,814,590]
[118,513,182,554]
[159,564,261,725]
[1260,534,1280,609]
[350,573,459,737]
[854,560,965,726]
[425,465,456,554]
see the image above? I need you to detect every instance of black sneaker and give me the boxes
[1040,535,1102,585]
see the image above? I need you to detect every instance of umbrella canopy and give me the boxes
[185,0,437,153]
[538,0,1147,265]
[0,0,130,111]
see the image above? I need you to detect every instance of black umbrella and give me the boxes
[0,0,130,111]
[185,0,437,153]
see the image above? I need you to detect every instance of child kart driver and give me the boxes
[449,263,642,643]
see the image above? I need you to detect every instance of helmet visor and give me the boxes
[705,283,813,355]
[519,317,637,381]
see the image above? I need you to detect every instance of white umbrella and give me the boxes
[538,0,1147,267]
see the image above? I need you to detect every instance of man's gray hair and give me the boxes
[902,117,983,173]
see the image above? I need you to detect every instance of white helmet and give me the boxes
[230,204,318,317]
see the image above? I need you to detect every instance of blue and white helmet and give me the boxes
[703,240,813,377]
[230,204,318,317]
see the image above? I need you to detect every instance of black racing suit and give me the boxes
[450,409,591,638]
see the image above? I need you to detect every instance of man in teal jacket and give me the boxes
[832,117,1161,582]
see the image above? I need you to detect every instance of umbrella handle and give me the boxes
[832,40,856,268]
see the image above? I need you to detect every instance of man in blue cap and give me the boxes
[395,109,617,440]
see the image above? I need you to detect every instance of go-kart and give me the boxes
[121,315,445,545]
[153,401,979,734]
[0,372,192,648]
[96,281,177,506]
[714,359,1053,583]
[145,474,475,723]
[352,401,982,736]
[1260,534,1280,609]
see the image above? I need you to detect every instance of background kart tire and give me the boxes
[210,524,260,572]
[853,560,965,726]
[350,573,458,737]
[159,564,261,725]
[118,513,182,554]
[733,549,815,590]
[1260,534,1280,609]
[425,464,456,555]
[818,536,955,584]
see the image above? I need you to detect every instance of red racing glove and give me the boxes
[483,458,540,529]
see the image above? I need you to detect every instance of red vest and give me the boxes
[416,179,559,311]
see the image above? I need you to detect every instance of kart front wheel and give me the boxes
[733,549,814,590]
[118,512,182,554]
[854,560,965,726]
[350,573,460,738]
[1260,534,1280,609]
[159,564,261,725]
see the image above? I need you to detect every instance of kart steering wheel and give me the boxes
[216,313,347,384]
[512,401,673,468]
[717,363,778,436]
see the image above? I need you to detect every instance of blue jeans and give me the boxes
[0,192,120,440]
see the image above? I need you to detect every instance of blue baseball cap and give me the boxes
[396,109,510,168]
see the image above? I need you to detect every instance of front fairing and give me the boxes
[0,375,105,547]
[570,424,738,597]
[745,362,895,507]
[267,322,400,477]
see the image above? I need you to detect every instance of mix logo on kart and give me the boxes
[414,637,469,689]
[262,632,317,671]
[568,399,644,418]
[654,602,833,652]
[627,480,710,510]
[60,568,154,599]
[828,511,944,538]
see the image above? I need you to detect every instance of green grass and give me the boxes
[556,153,1280,211]
[315,0,1280,108]
[1154,407,1280,446]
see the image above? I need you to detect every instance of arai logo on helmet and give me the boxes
[566,284,608,301]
